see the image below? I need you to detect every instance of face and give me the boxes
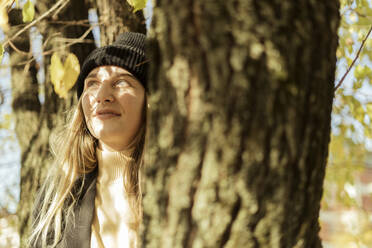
[82,65,145,151]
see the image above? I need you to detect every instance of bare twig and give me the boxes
[41,20,104,49]
[45,19,91,27]
[334,25,372,91]
[42,32,62,49]
[12,25,95,67]
[51,0,71,20]
[6,0,15,13]
[7,40,29,55]
[8,19,90,30]
[2,0,68,48]
[55,37,94,43]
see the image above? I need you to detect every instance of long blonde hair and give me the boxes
[29,97,146,247]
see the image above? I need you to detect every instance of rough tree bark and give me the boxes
[8,0,145,246]
[8,8,43,247]
[143,1,340,248]
[94,0,146,46]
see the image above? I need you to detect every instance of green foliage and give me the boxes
[127,0,147,13]
[322,0,372,247]
[22,0,35,23]
[334,0,372,147]
[49,52,80,99]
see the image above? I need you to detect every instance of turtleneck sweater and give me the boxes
[90,147,138,248]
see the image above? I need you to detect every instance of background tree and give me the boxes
[7,7,41,245]
[9,1,96,245]
[142,1,340,247]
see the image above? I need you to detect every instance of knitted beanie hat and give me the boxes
[76,32,147,98]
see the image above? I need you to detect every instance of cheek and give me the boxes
[124,96,144,120]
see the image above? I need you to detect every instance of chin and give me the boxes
[94,129,125,141]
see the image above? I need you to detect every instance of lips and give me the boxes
[95,109,121,118]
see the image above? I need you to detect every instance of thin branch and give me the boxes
[54,37,94,43]
[41,20,104,49]
[13,25,95,67]
[7,40,29,56]
[45,19,91,27]
[52,25,96,44]
[42,32,63,49]
[51,0,71,20]
[334,25,372,91]
[2,0,68,48]
[6,0,15,13]
[8,19,90,30]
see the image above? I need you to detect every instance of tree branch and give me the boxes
[7,40,29,55]
[2,0,68,48]
[13,25,95,67]
[6,0,16,13]
[334,25,372,91]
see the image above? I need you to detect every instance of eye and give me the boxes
[85,80,98,88]
[114,79,131,87]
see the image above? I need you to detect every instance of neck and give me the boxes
[96,146,134,184]
[99,141,133,156]
[98,125,144,152]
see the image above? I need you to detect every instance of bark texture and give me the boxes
[95,0,146,46]
[143,1,340,247]
[8,9,42,247]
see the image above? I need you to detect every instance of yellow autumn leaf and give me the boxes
[127,0,147,12]
[0,0,9,32]
[50,52,80,99]
[50,53,65,97]
[22,0,35,23]
[62,53,80,93]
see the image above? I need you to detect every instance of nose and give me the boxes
[95,84,114,103]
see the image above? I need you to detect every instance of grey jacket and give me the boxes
[33,170,98,248]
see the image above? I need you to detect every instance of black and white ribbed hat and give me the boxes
[76,32,148,98]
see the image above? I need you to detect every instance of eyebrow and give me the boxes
[114,72,136,80]
[85,72,97,80]
[85,72,136,81]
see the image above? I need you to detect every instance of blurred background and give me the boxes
[319,1,372,247]
[1,0,372,247]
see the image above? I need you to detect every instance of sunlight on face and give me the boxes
[82,66,145,151]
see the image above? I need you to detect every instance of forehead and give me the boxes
[86,65,133,79]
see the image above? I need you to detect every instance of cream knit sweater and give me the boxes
[90,147,138,248]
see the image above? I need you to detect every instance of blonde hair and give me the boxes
[28,97,146,247]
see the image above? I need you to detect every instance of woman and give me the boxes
[29,32,148,248]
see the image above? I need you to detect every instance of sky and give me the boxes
[0,29,20,213]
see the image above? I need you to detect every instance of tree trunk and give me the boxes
[8,8,42,247]
[143,1,340,248]
[11,0,96,244]
[94,0,146,46]
[9,0,144,246]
